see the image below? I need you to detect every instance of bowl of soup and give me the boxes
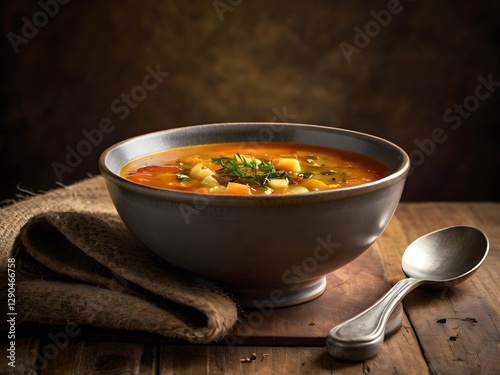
[99,122,409,307]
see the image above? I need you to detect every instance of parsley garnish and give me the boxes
[212,154,293,189]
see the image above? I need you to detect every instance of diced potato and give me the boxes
[190,163,214,180]
[287,186,309,194]
[272,157,301,172]
[225,182,252,195]
[267,178,289,189]
[301,178,327,190]
[201,175,219,187]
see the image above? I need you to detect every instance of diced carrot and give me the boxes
[301,178,328,190]
[225,182,252,195]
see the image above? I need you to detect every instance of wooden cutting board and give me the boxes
[224,243,396,346]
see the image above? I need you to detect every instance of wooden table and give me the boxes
[3,202,499,374]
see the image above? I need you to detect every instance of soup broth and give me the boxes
[120,142,390,195]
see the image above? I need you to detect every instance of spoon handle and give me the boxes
[326,277,424,361]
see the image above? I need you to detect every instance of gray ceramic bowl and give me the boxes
[99,123,409,307]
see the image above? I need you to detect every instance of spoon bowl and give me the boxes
[402,226,489,285]
[326,225,489,361]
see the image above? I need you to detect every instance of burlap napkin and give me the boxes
[0,176,238,343]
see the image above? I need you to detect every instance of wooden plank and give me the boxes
[159,345,362,374]
[39,340,158,374]
[160,314,428,375]
[405,286,500,374]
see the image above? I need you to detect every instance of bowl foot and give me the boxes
[191,276,327,308]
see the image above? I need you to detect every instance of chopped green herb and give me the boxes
[212,154,293,187]
[176,174,190,182]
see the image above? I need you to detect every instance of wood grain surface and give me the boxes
[2,202,499,374]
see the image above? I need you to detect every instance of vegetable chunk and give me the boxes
[190,163,214,180]
[273,158,301,173]
[225,182,252,195]
[301,179,328,190]
[267,178,289,189]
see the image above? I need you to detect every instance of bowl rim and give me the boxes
[98,122,410,206]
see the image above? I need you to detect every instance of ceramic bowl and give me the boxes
[99,123,409,307]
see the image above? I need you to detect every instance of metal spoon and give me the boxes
[326,225,489,361]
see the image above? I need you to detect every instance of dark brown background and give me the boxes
[1,0,499,202]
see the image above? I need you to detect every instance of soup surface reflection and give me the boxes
[120,142,390,195]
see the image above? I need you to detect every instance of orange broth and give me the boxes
[120,143,390,195]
